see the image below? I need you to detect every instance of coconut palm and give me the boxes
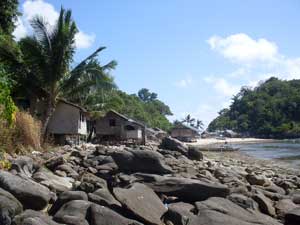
[182,114,195,125]
[0,8,117,140]
[195,119,204,130]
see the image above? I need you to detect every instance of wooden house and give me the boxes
[47,100,88,144]
[171,123,200,142]
[95,110,146,144]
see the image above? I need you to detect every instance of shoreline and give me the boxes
[188,137,275,147]
[204,150,299,173]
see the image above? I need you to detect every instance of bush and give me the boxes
[0,111,41,154]
[15,111,41,150]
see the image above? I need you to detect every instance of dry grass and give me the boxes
[15,111,41,150]
[0,111,42,154]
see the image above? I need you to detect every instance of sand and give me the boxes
[188,137,273,146]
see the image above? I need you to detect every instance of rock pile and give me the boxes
[0,139,299,225]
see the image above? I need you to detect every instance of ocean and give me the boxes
[233,139,300,168]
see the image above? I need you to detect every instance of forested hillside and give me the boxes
[208,77,300,138]
[73,87,173,131]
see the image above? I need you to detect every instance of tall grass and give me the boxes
[0,110,42,154]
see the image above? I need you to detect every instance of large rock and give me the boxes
[53,200,91,225]
[78,173,107,193]
[13,210,61,225]
[252,192,276,216]
[164,202,196,225]
[10,156,36,177]
[0,171,52,210]
[275,199,298,219]
[246,174,269,186]
[187,146,203,161]
[88,188,121,208]
[55,164,79,179]
[134,173,230,202]
[165,197,282,225]
[49,191,88,215]
[285,207,300,225]
[114,183,167,225]
[228,193,259,211]
[33,168,73,193]
[45,156,65,171]
[160,137,188,154]
[111,150,172,174]
[195,197,282,225]
[0,188,23,225]
[89,204,143,225]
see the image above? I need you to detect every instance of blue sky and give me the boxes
[14,0,300,126]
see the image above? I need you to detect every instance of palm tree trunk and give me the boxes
[41,97,56,143]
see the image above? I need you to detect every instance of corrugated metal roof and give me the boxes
[173,123,200,133]
[108,110,145,127]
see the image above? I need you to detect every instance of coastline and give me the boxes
[203,150,299,173]
[188,137,274,147]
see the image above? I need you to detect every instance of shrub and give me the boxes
[0,111,42,154]
[15,111,41,150]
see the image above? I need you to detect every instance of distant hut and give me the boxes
[95,110,146,144]
[171,123,200,142]
[47,99,88,145]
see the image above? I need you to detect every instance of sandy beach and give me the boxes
[188,137,273,146]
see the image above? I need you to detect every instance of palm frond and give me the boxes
[60,46,107,91]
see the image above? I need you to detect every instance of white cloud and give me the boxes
[23,0,59,26]
[13,0,95,49]
[13,17,27,40]
[208,33,278,64]
[175,77,193,88]
[204,76,240,97]
[75,31,96,49]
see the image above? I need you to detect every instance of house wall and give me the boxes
[47,102,87,135]
[95,112,142,140]
[171,128,197,138]
[126,129,142,139]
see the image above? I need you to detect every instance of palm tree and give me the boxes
[0,8,116,140]
[182,114,195,125]
[195,119,204,130]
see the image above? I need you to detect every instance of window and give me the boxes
[125,125,135,131]
[109,119,116,127]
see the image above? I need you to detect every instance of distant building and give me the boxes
[171,123,200,142]
[95,110,146,144]
[47,100,88,144]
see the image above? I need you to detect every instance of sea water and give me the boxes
[233,139,300,168]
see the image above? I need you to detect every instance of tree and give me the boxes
[64,59,117,106]
[195,119,204,130]
[182,114,195,125]
[208,77,300,138]
[0,67,16,125]
[0,8,116,140]
[0,0,19,35]
[138,88,158,102]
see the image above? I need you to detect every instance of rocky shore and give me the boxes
[0,137,300,225]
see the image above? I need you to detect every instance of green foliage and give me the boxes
[0,0,19,35]
[0,7,116,139]
[181,114,204,130]
[208,77,300,138]
[138,88,158,102]
[0,67,16,125]
[85,89,173,131]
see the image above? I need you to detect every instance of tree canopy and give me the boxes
[85,89,173,131]
[0,0,19,35]
[0,8,116,139]
[208,77,300,138]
